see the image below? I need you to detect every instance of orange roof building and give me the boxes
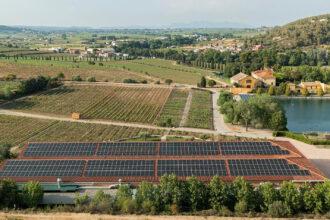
[252,69,276,86]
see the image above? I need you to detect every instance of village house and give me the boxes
[299,81,328,93]
[230,72,259,94]
[251,69,276,86]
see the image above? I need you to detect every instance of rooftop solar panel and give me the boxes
[96,142,156,156]
[24,143,97,157]
[0,160,85,177]
[85,160,154,177]
[220,142,289,155]
[158,160,227,176]
[159,142,219,156]
[228,159,310,176]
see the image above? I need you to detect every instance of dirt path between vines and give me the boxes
[179,90,193,127]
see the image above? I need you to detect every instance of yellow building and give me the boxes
[230,73,259,89]
[299,81,327,93]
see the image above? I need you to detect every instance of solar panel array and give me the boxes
[229,159,310,176]
[97,143,156,156]
[0,141,317,182]
[24,143,97,157]
[220,142,289,155]
[158,160,227,176]
[160,142,219,156]
[85,160,154,177]
[0,160,85,177]
[23,141,290,157]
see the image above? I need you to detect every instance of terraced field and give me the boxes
[2,85,173,124]
[156,89,189,127]
[0,115,164,146]
[185,89,214,130]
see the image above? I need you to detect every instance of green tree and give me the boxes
[56,72,65,80]
[0,179,20,208]
[200,76,206,88]
[136,182,159,213]
[22,181,44,208]
[317,87,324,97]
[267,85,275,96]
[233,177,256,212]
[74,193,90,207]
[208,79,216,87]
[217,91,233,106]
[89,190,115,214]
[258,182,279,212]
[301,87,309,96]
[270,110,287,131]
[187,176,208,212]
[279,181,302,215]
[285,85,291,96]
[0,144,11,162]
[208,176,231,211]
[159,174,186,212]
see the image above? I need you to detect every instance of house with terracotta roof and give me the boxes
[251,69,276,86]
[230,72,259,89]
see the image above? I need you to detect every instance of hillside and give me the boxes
[258,14,330,49]
[0,25,22,33]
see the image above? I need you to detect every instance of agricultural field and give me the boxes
[185,89,214,130]
[0,59,150,82]
[2,85,173,124]
[0,115,164,147]
[156,89,189,127]
[112,58,212,85]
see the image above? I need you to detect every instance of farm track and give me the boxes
[179,90,193,127]
[0,109,217,135]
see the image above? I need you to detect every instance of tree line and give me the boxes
[1,175,330,218]
[0,75,62,100]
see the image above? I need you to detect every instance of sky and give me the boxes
[0,0,329,28]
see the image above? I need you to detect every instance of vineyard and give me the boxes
[0,115,164,146]
[112,59,212,85]
[185,89,214,130]
[156,89,189,127]
[0,59,149,82]
[2,85,173,124]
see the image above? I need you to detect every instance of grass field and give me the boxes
[0,115,164,146]
[2,85,173,124]
[185,89,214,130]
[0,59,149,82]
[112,59,211,85]
[156,89,189,127]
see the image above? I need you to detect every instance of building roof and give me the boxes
[0,141,326,184]
[252,69,275,80]
[230,72,248,82]
[300,81,322,87]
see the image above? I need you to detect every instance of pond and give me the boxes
[279,98,330,132]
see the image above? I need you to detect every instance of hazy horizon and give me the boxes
[0,0,329,28]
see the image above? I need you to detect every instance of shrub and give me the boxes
[121,199,137,214]
[165,79,173,85]
[208,80,216,87]
[234,200,248,214]
[72,75,83,82]
[86,76,96,82]
[21,181,44,208]
[123,78,138,84]
[4,74,16,81]
[140,80,148,84]
[268,201,289,218]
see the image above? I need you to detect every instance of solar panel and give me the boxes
[23,143,97,157]
[85,160,154,176]
[160,142,219,156]
[220,142,289,155]
[158,160,227,176]
[229,159,310,176]
[0,160,85,177]
[96,142,156,156]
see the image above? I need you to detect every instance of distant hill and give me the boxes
[256,14,330,49]
[0,25,22,33]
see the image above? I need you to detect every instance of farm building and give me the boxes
[0,141,326,185]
